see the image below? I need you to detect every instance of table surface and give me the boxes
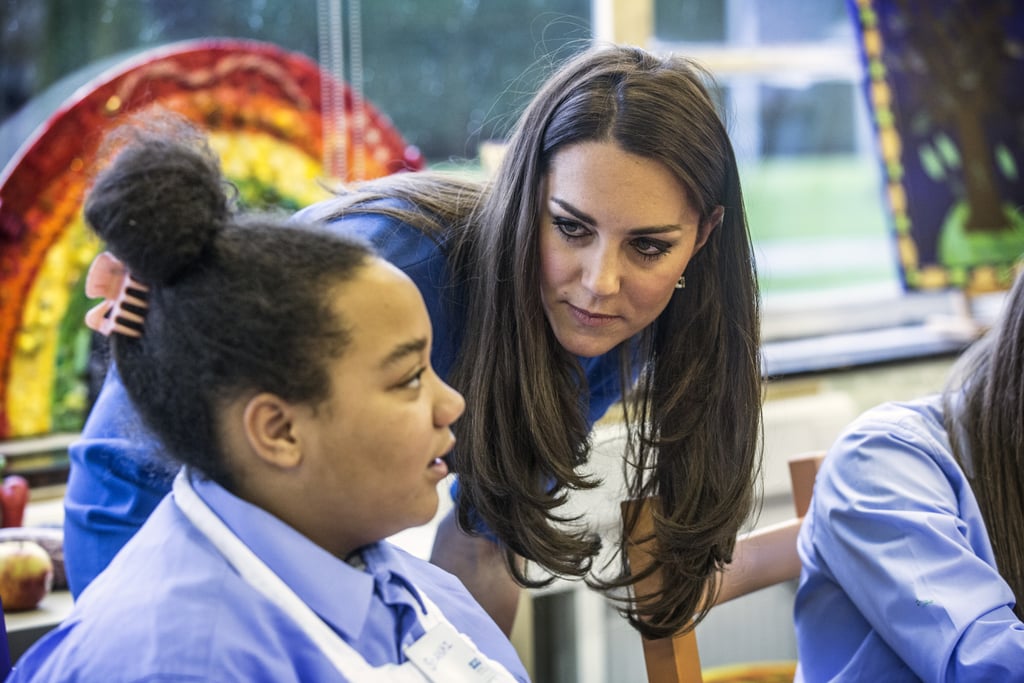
[4,589,72,634]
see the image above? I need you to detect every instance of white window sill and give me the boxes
[761,288,1006,377]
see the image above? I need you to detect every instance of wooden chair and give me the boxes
[623,451,825,683]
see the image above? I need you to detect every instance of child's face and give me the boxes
[299,258,464,554]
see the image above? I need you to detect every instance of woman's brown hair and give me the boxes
[306,44,763,639]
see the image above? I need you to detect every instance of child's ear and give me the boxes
[695,205,725,252]
[242,393,303,469]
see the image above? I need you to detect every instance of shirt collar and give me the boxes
[191,474,376,640]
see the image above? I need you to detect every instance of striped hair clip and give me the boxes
[84,251,149,338]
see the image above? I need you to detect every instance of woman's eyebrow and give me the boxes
[551,197,596,226]
[550,196,683,235]
[380,337,428,369]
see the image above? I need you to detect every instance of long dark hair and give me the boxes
[305,44,763,638]
[84,114,373,488]
[944,272,1024,620]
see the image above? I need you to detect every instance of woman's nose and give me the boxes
[582,246,621,296]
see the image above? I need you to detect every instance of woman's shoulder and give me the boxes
[296,197,447,268]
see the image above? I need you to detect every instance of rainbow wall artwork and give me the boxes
[0,39,423,440]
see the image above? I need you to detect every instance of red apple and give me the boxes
[0,540,53,611]
[0,527,66,591]
[0,475,30,528]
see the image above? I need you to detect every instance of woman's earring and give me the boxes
[675,275,686,290]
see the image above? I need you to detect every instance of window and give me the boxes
[650,0,899,314]
[0,0,591,164]
[641,0,993,372]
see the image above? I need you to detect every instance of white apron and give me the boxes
[172,470,520,682]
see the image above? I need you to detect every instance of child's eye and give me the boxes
[401,367,426,390]
[553,216,590,241]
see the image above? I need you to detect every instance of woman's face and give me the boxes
[299,258,465,552]
[538,141,715,358]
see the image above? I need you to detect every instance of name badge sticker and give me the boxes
[404,621,503,682]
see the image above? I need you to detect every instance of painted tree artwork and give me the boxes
[850,0,1024,292]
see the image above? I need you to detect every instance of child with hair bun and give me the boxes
[8,114,528,682]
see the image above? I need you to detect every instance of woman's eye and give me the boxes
[632,238,672,260]
[553,217,589,241]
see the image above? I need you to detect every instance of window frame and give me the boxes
[592,0,997,375]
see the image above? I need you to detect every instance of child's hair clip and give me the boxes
[84,251,149,338]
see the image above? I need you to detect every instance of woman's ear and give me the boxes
[695,205,725,252]
[242,393,303,470]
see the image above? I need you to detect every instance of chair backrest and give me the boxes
[623,451,825,683]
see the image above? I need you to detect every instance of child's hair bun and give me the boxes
[84,113,231,285]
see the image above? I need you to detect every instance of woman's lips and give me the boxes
[568,303,619,327]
